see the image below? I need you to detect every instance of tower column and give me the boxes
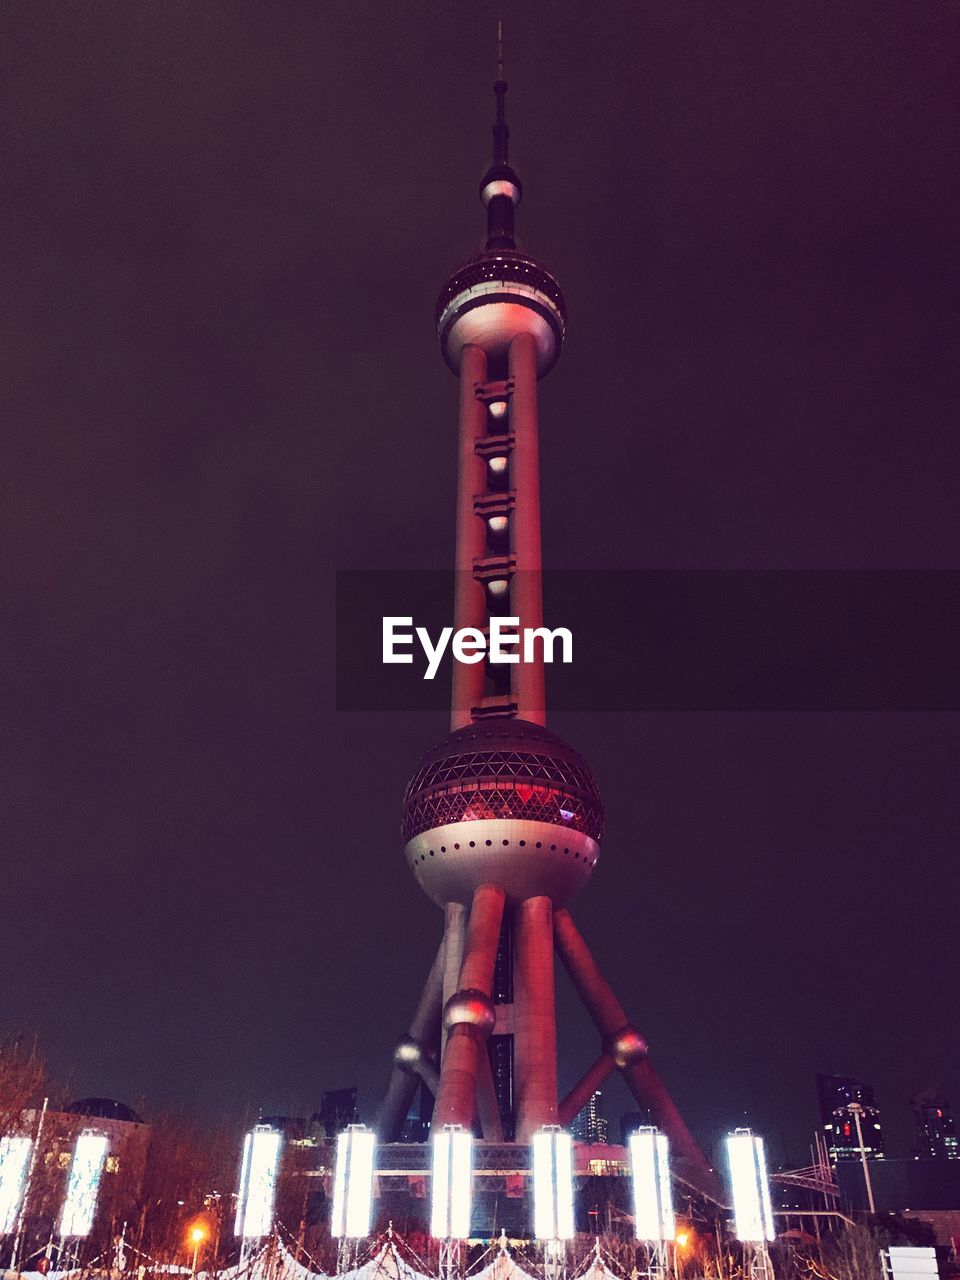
[432,884,506,1128]
[508,332,545,726]
[451,344,489,730]
[513,894,558,1140]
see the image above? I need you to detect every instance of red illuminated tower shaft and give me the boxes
[451,333,544,729]
[380,76,719,1201]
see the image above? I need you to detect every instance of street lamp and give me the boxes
[187,1223,207,1279]
[846,1103,877,1215]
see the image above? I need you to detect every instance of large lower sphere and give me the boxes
[402,719,604,907]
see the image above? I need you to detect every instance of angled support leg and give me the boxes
[553,908,720,1200]
[432,884,506,1129]
[378,937,445,1140]
[441,902,467,1063]
[558,1053,616,1128]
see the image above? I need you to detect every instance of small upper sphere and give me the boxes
[436,251,566,377]
[402,719,603,907]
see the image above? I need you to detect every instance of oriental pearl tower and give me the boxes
[378,65,716,1199]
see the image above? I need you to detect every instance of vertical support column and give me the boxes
[514,895,558,1140]
[441,902,467,1064]
[451,344,489,730]
[432,884,506,1129]
[508,332,545,726]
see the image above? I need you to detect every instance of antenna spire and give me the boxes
[481,17,522,251]
[492,19,509,167]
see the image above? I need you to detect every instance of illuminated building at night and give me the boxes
[912,1090,959,1161]
[816,1073,885,1163]
[375,67,718,1207]
[572,1091,608,1146]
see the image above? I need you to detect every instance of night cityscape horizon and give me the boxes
[4,3,959,1272]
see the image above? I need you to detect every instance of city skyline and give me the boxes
[3,0,958,1170]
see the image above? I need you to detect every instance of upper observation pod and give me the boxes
[402,719,604,908]
[436,78,566,377]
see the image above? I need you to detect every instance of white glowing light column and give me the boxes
[0,1138,32,1236]
[532,1127,575,1243]
[629,1128,675,1243]
[331,1125,376,1239]
[60,1131,109,1238]
[431,1125,473,1240]
[234,1125,283,1240]
[725,1130,775,1244]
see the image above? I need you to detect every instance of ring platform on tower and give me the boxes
[402,718,604,908]
[436,250,566,377]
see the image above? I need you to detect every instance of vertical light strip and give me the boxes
[756,1136,776,1243]
[532,1129,555,1240]
[448,1129,472,1240]
[60,1131,108,1238]
[234,1126,282,1239]
[431,1126,472,1240]
[553,1130,575,1241]
[726,1130,775,1244]
[0,1137,32,1235]
[629,1128,675,1243]
[332,1126,376,1239]
[655,1133,676,1242]
[533,1127,574,1242]
[430,1128,451,1239]
[234,1133,253,1238]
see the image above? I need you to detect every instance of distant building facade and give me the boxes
[572,1090,608,1145]
[817,1073,885,1162]
[912,1090,959,1160]
[619,1111,649,1146]
[310,1087,358,1138]
[14,1098,149,1264]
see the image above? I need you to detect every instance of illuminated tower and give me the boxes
[378,71,716,1199]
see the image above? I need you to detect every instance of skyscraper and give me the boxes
[817,1073,885,1163]
[912,1090,959,1160]
[572,1091,608,1145]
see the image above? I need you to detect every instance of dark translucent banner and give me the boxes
[335,570,960,711]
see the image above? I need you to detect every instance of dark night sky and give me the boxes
[3,1,958,1166]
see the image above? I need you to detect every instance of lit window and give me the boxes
[105,1156,120,1174]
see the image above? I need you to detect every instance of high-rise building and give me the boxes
[912,1090,959,1160]
[619,1110,650,1146]
[817,1073,885,1162]
[375,66,718,1202]
[572,1091,608,1145]
[310,1087,358,1139]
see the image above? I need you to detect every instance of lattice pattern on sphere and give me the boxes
[406,749,600,798]
[401,778,604,843]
